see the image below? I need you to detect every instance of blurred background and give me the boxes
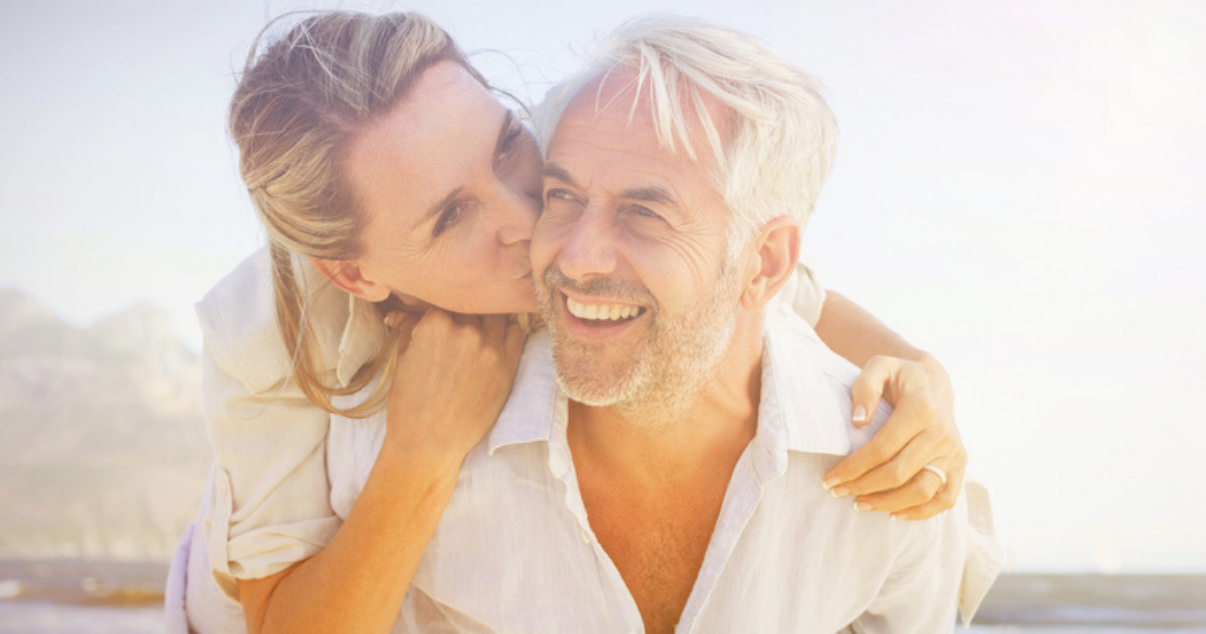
[2,0,1203,631]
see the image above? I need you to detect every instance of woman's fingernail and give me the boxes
[854,501,873,512]
[822,478,841,491]
[831,487,851,498]
[852,404,867,422]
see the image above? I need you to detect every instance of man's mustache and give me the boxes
[539,264,658,308]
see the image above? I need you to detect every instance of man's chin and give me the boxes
[551,348,643,407]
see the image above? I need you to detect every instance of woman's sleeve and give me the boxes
[784,250,827,328]
[199,346,342,600]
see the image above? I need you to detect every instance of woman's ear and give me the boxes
[309,257,391,303]
[740,215,801,310]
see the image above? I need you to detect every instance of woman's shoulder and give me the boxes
[195,248,288,393]
[196,247,388,394]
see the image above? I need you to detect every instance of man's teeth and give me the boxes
[566,296,641,321]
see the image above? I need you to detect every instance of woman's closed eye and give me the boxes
[496,120,534,168]
[497,127,521,164]
[433,199,471,237]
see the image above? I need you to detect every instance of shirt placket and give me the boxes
[674,427,786,633]
[546,394,647,634]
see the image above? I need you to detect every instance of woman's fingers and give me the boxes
[503,317,527,367]
[848,355,892,427]
[852,459,948,515]
[888,445,968,521]
[822,351,966,520]
[823,396,930,488]
[481,313,508,344]
[830,427,946,498]
[383,310,422,343]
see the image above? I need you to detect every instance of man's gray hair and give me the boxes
[534,14,839,254]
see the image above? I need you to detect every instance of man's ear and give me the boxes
[309,257,391,303]
[740,215,800,310]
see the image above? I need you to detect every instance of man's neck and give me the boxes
[566,312,765,490]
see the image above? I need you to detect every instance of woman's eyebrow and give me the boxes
[493,110,517,156]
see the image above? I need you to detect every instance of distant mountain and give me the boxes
[0,289,210,561]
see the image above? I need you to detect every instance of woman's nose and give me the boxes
[496,182,539,246]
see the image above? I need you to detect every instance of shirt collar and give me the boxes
[488,329,559,454]
[486,313,873,459]
[196,247,388,393]
[759,312,864,457]
[295,253,388,389]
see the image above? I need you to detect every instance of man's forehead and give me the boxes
[559,66,733,163]
[547,73,732,226]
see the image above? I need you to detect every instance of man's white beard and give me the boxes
[538,260,740,425]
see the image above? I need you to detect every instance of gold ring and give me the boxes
[922,464,947,486]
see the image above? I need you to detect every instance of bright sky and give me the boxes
[2,0,1204,573]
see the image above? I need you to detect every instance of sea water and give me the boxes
[1,560,1203,632]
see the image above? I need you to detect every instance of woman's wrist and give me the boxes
[377,434,465,496]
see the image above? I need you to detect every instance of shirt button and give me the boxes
[579,528,590,544]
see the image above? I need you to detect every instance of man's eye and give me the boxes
[433,201,469,237]
[630,205,662,220]
[545,188,576,203]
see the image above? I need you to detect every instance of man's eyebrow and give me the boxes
[542,163,578,187]
[545,164,679,210]
[619,186,676,208]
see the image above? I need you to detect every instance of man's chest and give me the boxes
[412,450,896,630]
[328,431,907,633]
[579,479,727,634]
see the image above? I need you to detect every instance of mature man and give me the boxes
[395,16,997,633]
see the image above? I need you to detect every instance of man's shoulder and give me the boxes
[763,311,889,455]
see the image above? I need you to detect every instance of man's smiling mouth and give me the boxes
[564,295,645,324]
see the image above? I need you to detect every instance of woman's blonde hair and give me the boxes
[231,11,486,417]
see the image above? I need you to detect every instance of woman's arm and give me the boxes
[813,291,966,521]
[240,311,525,634]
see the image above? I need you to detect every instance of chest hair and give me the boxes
[579,475,729,634]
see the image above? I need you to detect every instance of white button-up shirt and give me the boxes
[323,313,999,632]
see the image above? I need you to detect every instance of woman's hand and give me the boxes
[240,310,525,634]
[382,309,526,472]
[823,354,966,521]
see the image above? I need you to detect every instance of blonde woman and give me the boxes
[167,11,971,633]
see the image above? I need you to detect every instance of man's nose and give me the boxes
[557,204,618,281]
